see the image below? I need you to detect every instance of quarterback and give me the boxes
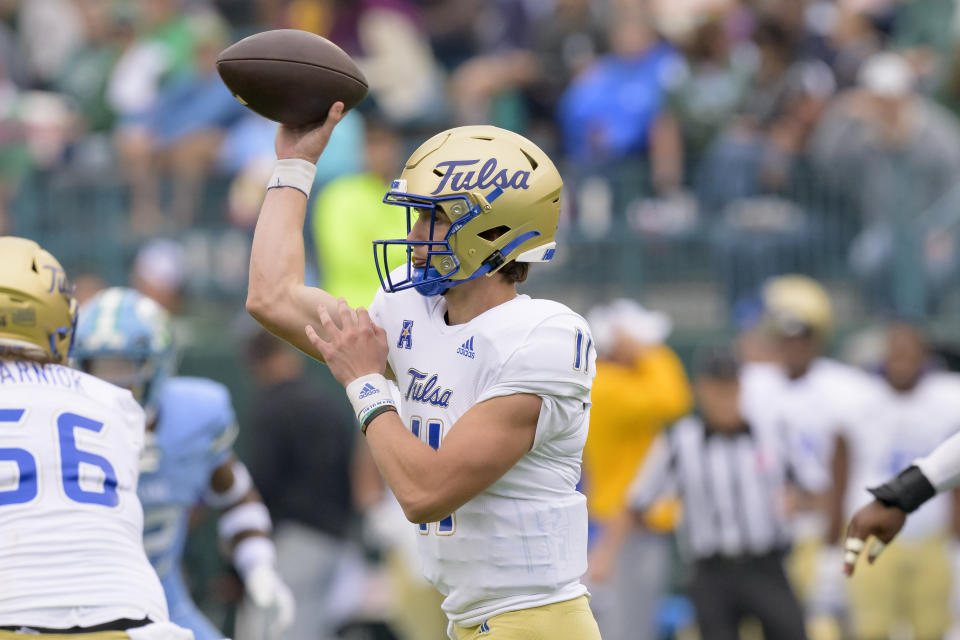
[246,103,601,639]
[72,287,294,640]
[0,238,191,639]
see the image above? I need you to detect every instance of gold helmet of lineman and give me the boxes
[373,125,563,296]
[0,236,78,363]
[762,274,833,338]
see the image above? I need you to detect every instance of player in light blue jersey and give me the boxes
[73,287,294,640]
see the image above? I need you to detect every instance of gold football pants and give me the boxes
[453,595,601,640]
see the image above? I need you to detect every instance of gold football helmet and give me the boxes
[762,274,833,338]
[374,125,562,295]
[0,236,77,363]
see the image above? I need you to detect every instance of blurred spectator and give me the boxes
[558,5,680,166]
[842,323,960,640]
[0,54,28,233]
[740,275,875,631]
[114,10,246,231]
[583,299,692,640]
[107,0,196,121]
[72,271,107,305]
[811,52,960,311]
[651,16,754,193]
[55,0,133,135]
[420,0,534,72]
[132,238,187,314]
[244,329,364,640]
[698,17,835,208]
[17,0,85,86]
[523,0,607,138]
[827,7,883,89]
[326,0,445,127]
[310,115,408,308]
[592,346,824,640]
[693,17,836,310]
[0,75,77,233]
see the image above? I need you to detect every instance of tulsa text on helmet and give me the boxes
[431,159,531,195]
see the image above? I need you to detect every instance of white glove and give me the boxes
[239,564,295,640]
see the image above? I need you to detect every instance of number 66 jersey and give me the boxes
[0,359,168,629]
[368,277,597,630]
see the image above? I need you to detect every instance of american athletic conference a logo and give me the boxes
[397,320,413,350]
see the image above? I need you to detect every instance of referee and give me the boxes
[590,348,825,640]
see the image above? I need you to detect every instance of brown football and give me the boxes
[216,29,368,127]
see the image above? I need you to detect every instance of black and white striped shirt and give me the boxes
[628,416,828,559]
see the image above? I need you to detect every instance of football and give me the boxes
[216,29,369,127]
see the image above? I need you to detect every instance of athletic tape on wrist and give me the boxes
[345,373,397,427]
[233,535,277,579]
[218,502,272,541]
[266,158,317,197]
[203,460,253,509]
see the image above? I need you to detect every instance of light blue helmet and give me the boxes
[73,287,175,415]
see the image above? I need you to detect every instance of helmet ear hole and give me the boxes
[479,225,511,241]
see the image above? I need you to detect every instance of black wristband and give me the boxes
[867,465,936,513]
[362,405,398,435]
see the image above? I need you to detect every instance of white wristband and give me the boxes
[233,535,277,580]
[345,373,396,425]
[266,158,317,198]
[203,460,253,509]
[219,502,272,541]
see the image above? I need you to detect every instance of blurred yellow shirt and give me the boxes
[312,173,409,307]
[585,345,692,529]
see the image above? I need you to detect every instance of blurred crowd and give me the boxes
[5,0,960,312]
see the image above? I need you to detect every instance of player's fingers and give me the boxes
[357,306,372,330]
[843,536,865,576]
[321,101,345,132]
[316,303,340,335]
[338,298,358,327]
[304,324,329,355]
[867,539,887,564]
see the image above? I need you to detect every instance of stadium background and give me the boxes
[4,0,960,637]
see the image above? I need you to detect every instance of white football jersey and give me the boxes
[369,276,595,628]
[740,358,874,537]
[0,359,168,629]
[844,372,960,541]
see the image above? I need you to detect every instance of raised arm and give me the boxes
[246,102,348,361]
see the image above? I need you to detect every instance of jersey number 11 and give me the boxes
[410,416,455,536]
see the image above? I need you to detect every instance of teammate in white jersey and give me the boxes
[739,275,876,636]
[0,236,191,640]
[840,324,960,640]
[72,288,294,640]
[246,103,601,639]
